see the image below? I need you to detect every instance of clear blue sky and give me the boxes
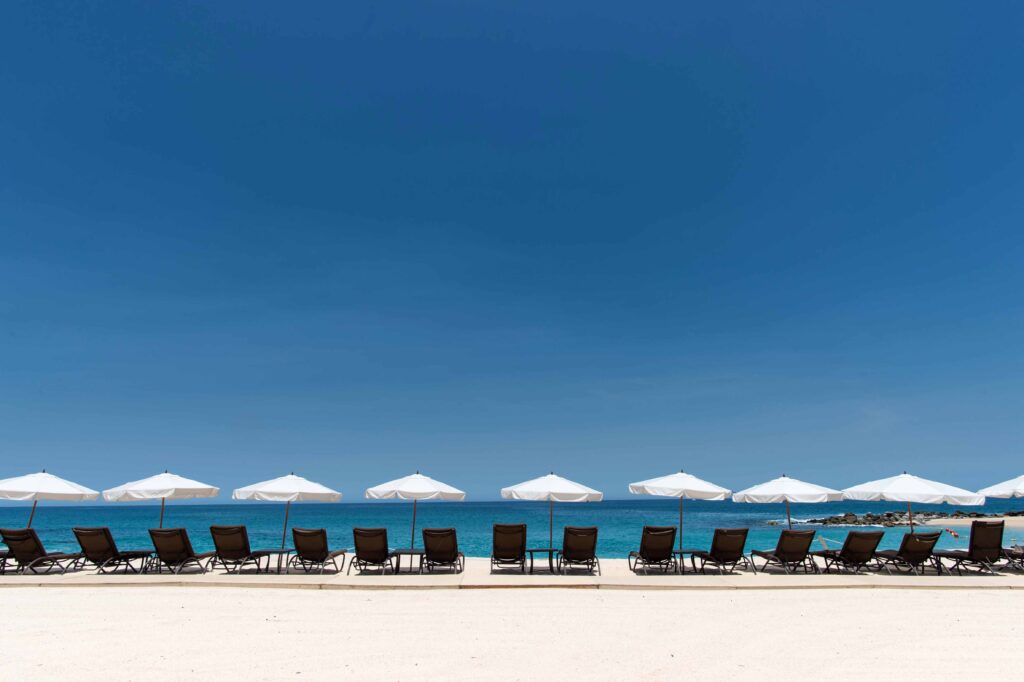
[1,2,1022,500]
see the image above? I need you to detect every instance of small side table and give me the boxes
[391,548,425,574]
[526,547,558,574]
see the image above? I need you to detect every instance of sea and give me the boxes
[2,498,1021,558]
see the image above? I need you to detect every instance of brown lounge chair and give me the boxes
[750,530,817,574]
[148,528,215,574]
[627,526,678,574]
[209,525,275,574]
[689,528,750,574]
[933,520,1005,575]
[873,531,942,575]
[421,528,464,573]
[811,530,883,574]
[287,527,346,574]
[1003,545,1024,572]
[347,527,395,574]
[73,527,152,574]
[557,526,600,575]
[0,528,82,575]
[0,550,8,574]
[491,523,527,573]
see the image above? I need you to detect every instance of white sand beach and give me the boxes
[925,516,1024,528]
[2,581,1022,680]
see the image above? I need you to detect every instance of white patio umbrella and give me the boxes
[233,473,342,548]
[978,474,1024,499]
[0,470,99,527]
[843,472,985,534]
[364,472,465,548]
[103,471,219,527]
[732,475,842,530]
[628,470,730,550]
[501,473,603,547]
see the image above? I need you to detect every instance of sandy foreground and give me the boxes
[1,585,1021,681]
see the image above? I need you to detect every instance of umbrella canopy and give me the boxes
[365,472,465,548]
[842,472,984,533]
[732,475,842,529]
[103,471,219,527]
[501,473,603,546]
[0,471,99,527]
[978,474,1024,499]
[233,473,341,548]
[628,471,730,550]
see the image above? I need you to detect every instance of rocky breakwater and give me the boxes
[796,509,1024,527]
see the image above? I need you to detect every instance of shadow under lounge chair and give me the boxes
[287,528,346,574]
[873,531,942,575]
[1003,545,1024,572]
[148,528,215,574]
[421,528,464,573]
[628,526,678,575]
[557,526,600,575]
[0,528,82,575]
[72,527,152,574]
[750,530,817,574]
[689,528,750,574]
[209,525,275,574]
[491,524,527,573]
[811,530,883,574]
[347,527,395,575]
[933,520,1005,575]
[0,550,10,574]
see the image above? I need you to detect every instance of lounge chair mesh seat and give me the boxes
[557,526,600,575]
[689,528,750,574]
[751,530,817,574]
[0,528,82,575]
[72,527,152,573]
[811,530,883,574]
[933,521,1005,575]
[421,528,464,573]
[628,526,678,574]
[873,531,942,575]
[347,528,394,574]
[491,524,527,573]
[209,525,275,573]
[148,528,215,574]
[287,528,346,574]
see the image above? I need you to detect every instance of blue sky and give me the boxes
[1,1,1022,499]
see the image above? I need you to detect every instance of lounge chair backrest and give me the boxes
[0,528,47,564]
[292,528,330,562]
[73,527,118,564]
[638,526,676,563]
[561,526,598,562]
[210,525,253,561]
[774,530,815,563]
[896,531,940,564]
[709,528,748,562]
[149,528,197,564]
[352,528,390,564]
[423,528,459,563]
[492,524,526,561]
[968,521,1004,563]
[839,530,884,563]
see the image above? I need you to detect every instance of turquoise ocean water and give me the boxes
[2,499,1021,559]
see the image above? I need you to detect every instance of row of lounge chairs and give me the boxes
[2,520,1021,577]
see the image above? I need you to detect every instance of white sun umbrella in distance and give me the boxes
[732,475,842,530]
[233,473,342,548]
[628,471,731,550]
[978,474,1024,500]
[364,472,466,549]
[501,473,603,547]
[103,471,219,528]
[0,471,99,527]
[843,472,985,534]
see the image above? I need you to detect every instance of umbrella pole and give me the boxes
[786,499,792,530]
[411,499,418,549]
[549,498,553,547]
[27,500,37,528]
[679,497,683,551]
[908,502,914,534]
[159,497,165,528]
[281,501,291,549]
